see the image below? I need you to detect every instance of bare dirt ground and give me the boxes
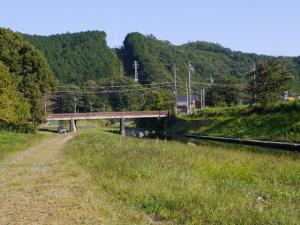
[0,134,148,225]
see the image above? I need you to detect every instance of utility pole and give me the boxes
[188,61,194,114]
[74,97,77,113]
[88,101,93,112]
[252,63,257,104]
[202,88,205,109]
[44,94,47,114]
[172,63,177,114]
[200,90,203,109]
[120,64,124,78]
[200,88,205,109]
[253,74,257,104]
[186,83,189,114]
[210,75,214,84]
[133,61,139,82]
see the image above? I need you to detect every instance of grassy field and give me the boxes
[169,101,300,143]
[65,129,300,225]
[0,131,48,161]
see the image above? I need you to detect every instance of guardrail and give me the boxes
[46,111,169,120]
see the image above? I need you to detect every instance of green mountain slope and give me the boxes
[22,31,121,84]
[23,31,300,90]
[122,32,300,87]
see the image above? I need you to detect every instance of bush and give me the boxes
[251,100,300,114]
[0,122,37,133]
[194,105,249,118]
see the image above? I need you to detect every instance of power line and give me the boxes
[48,86,174,94]
[191,81,248,87]
[54,82,174,89]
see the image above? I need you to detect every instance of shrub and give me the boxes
[0,122,37,133]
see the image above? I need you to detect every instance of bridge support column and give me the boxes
[70,119,77,132]
[120,118,125,136]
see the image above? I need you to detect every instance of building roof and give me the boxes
[176,95,199,106]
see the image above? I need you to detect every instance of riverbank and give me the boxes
[168,102,300,143]
[65,129,300,224]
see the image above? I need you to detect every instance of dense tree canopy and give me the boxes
[205,79,241,107]
[248,59,292,107]
[22,31,120,84]
[121,32,300,89]
[22,30,300,91]
[0,28,55,124]
[0,62,30,124]
[142,91,175,111]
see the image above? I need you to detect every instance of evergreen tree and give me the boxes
[248,59,292,107]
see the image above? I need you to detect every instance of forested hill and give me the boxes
[22,31,120,84]
[121,32,300,86]
[23,31,300,88]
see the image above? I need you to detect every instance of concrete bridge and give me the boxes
[45,111,169,134]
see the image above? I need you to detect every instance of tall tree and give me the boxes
[248,59,292,107]
[0,28,55,123]
[0,62,30,124]
[142,91,174,111]
[205,80,241,107]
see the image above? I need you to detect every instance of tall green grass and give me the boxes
[0,131,47,161]
[171,102,300,143]
[65,130,300,225]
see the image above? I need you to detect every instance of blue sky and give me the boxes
[1,0,299,56]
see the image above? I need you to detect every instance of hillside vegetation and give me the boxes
[122,33,300,90]
[23,31,300,89]
[121,32,269,83]
[170,101,300,143]
[65,130,300,225]
[22,31,121,84]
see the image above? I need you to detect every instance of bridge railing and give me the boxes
[46,111,169,119]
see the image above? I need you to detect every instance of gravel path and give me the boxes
[0,134,147,225]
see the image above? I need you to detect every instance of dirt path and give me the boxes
[0,134,148,225]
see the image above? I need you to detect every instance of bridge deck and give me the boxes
[46,111,169,121]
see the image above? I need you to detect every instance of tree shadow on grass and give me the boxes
[199,117,239,136]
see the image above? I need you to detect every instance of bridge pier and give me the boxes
[120,118,125,136]
[70,119,77,132]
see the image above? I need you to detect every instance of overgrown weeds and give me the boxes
[65,130,300,225]
[171,101,300,143]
